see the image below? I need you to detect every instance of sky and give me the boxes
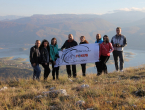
[1,0,145,16]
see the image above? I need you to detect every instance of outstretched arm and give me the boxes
[61,41,66,50]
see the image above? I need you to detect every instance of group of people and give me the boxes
[29,27,127,80]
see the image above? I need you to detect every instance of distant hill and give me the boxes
[0,14,115,46]
[99,11,145,27]
[0,11,145,49]
[0,15,24,21]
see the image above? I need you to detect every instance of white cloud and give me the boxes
[114,7,145,12]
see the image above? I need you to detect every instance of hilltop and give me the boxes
[0,66,145,110]
[1,12,145,49]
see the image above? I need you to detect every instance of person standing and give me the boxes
[95,34,103,75]
[111,27,127,72]
[79,36,89,76]
[50,38,61,80]
[61,34,78,78]
[40,39,51,80]
[30,40,41,80]
[99,35,114,75]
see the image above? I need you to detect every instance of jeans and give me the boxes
[31,64,41,79]
[113,51,124,71]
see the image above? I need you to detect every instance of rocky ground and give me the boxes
[0,66,145,110]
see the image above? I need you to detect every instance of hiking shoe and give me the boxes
[120,70,124,72]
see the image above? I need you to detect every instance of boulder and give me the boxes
[86,108,94,110]
[81,84,89,88]
[0,87,8,91]
[43,89,67,98]
[76,100,85,107]
[135,90,145,97]
[49,87,56,91]
[35,95,43,99]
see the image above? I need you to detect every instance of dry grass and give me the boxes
[0,66,145,110]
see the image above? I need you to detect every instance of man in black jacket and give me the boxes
[30,40,41,80]
[61,34,78,78]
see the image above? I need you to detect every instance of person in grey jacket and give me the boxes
[111,27,127,72]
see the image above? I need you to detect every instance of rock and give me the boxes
[86,108,94,110]
[135,90,145,97]
[0,87,8,91]
[11,87,16,89]
[113,81,119,84]
[122,90,126,93]
[49,87,56,91]
[118,77,122,80]
[43,89,67,98]
[106,101,113,104]
[76,100,85,107]
[130,76,141,80]
[95,80,98,83]
[59,89,67,96]
[68,78,73,82]
[35,95,43,99]
[81,84,89,88]
[132,105,137,107]
[49,106,57,110]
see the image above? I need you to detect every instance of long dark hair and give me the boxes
[103,35,109,43]
[51,38,57,46]
[40,39,50,51]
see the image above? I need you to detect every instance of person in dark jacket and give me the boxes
[95,34,103,75]
[50,38,61,80]
[79,36,89,76]
[30,40,41,80]
[40,39,51,81]
[61,34,78,78]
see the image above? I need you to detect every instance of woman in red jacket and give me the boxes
[98,35,114,75]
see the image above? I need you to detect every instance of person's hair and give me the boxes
[103,35,109,43]
[35,40,40,43]
[51,38,57,45]
[96,34,101,38]
[80,36,89,44]
[40,39,49,51]
[116,27,121,30]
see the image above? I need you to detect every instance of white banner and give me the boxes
[55,43,99,67]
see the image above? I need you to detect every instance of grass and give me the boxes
[0,66,145,110]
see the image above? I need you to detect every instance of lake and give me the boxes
[86,49,145,73]
[0,43,145,73]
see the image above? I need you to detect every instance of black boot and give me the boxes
[53,76,55,80]
[97,72,102,76]
[82,73,86,76]
[104,69,108,74]
[56,75,59,80]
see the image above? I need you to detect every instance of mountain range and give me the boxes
[0,11,145,49]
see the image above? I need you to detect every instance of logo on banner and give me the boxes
[76,54,88,58]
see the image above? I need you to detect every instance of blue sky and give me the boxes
[0,0,145,16]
